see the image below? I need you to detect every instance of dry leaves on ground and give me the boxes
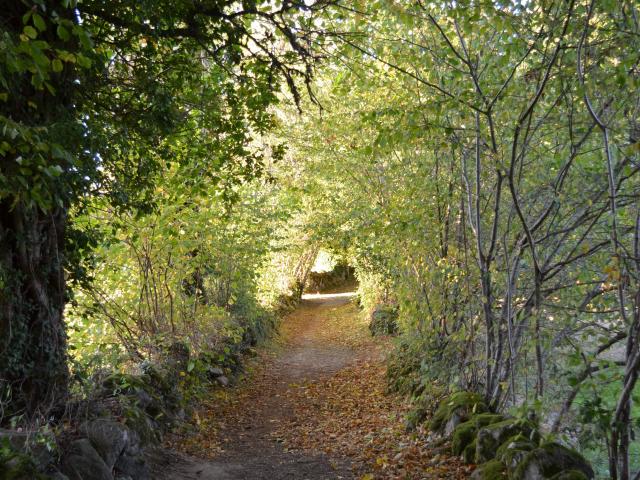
[166,295,472,479]
[273,354,472,479]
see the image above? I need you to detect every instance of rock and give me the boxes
[444,412,464,437]
[476,419,538,463]
[216,375,230,387]
[0,428,55,468]
[207,367,224,378]
[61,438,113,480]
[549,470,590,480]
[124,410,162,445]
[114,452,150,480]
[470,460,508,480]
[495,435,536,473]
[0,446,47,479]
[463,440,477,463]
[451,413,505,456]
[49,473,71,480]
[514,443,594,480]
[81,419,132,470]
[429,391,488,434]
[132,388,153,410]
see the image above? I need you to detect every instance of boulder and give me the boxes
[0,445,48,480]
[0,428,55,468]
[470,460,508,480]
[514,443,594,480]
[549,471,590,480]
[114,452,150,480]
[495,435,536,473]
[452,413,505,456]
[207,367,224,378]
[131,388,153,410]
[61,439,112,480]
[81,419,132,470]
[123,408,162,445]
[476,419,538,463]
[49,473,71,480]
[463,440,477,463]
[429,391,488,434]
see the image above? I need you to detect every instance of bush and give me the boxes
[369,304,399,335]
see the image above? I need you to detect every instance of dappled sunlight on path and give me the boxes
[153,289,469,479]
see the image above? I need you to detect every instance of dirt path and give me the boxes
[149,291,364,479]
[149,291,468,480]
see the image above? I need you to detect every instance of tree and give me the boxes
[0,0,334,419]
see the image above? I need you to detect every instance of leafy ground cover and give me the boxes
[164,290,472,479]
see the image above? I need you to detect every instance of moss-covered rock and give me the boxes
[470,460,508,480]
[0,446,48,480]
[452,421,477,456]
[514,443,594,480]
[476,419,538,463]
[430,391,488,435]
[452,413,505,455]
[495,434,536,474]
[463,440,477,463]
[549,470,589,480]
[123,404,162,445]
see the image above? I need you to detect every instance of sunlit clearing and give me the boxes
[311,249,335,272]
[302,292,356,300]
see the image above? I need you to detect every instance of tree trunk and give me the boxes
[0,201,69,419]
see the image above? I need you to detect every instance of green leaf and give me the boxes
[32,13,46,32]
[23,26,38,39]
[57,25,70,41]
[76,54,92,68]
[52,59,63,73]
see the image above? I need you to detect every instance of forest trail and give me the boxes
[148,289,468,479]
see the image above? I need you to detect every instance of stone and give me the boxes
[514,443,594,480]
[207,367,224,377]
[61,438,113,480]
[81,419,132,470]
[216,375,230,387]
[124,411,162,446]
[470,460,508,480]
[0,428,55,468]
[429,391,488,434]
[495,435,535,473]
[49,473,71,480]
[496,435,536,474]
[549,470,590,480]
[463,440,477,463]
[444,412,464,437]
[0,447,47,479]
[114,452,150,480]
[132,388,153,410]
[451,413,505,456]
[476,419,538,463]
